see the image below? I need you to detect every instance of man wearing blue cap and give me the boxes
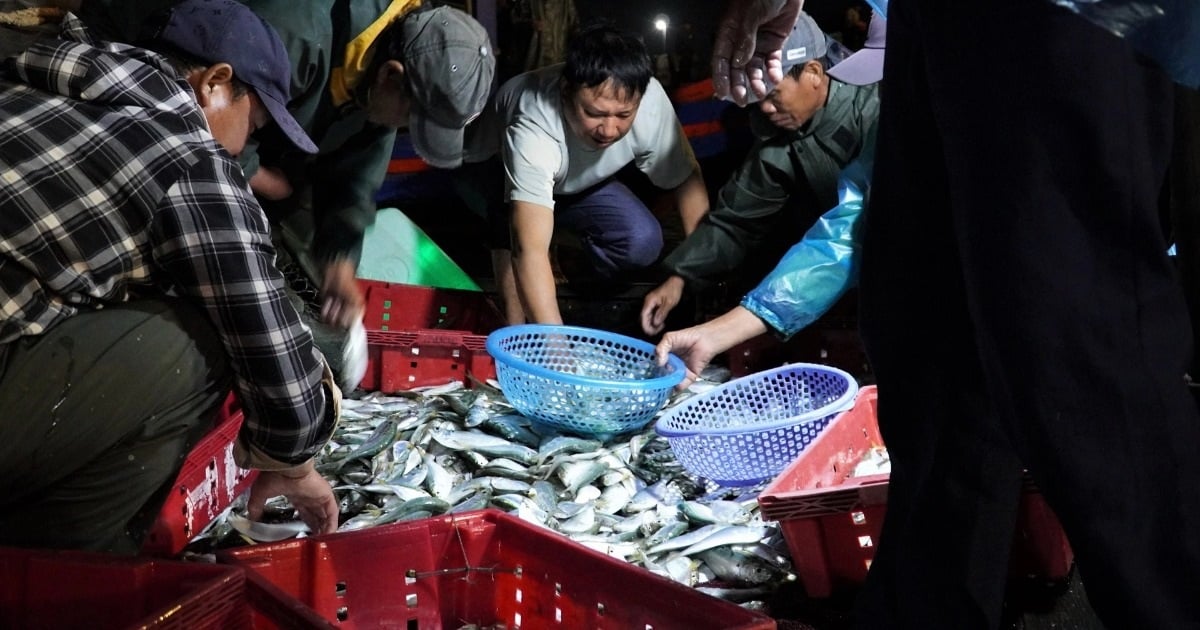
[641,11,881,337]
[0,0,341,553]
[70,0,496,333]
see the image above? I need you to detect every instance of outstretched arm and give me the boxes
[511,200,562,324]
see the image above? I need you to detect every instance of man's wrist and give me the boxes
[275,461,314,479]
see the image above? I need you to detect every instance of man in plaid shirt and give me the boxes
[0,0,341,552]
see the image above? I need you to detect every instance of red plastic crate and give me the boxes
[0,547,328,629]
[359,279,504,334]
[757,386,1074,598]
[360,328,496,393]
[358,280,503,392]
[217,509,777,630]
[142,391,257,556]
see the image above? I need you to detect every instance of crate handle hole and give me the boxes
[336,607,349,622]
[406,593,419,608]
[408,619,418,630]
[851,510,867,525]
[857,535,874,548]
[597,603,606,616]
[335,581,347,597]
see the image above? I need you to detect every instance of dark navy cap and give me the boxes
[158,0,318,154]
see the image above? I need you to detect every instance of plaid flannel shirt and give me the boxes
[0,17,334,465]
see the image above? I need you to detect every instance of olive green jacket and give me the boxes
[663,79,880,285]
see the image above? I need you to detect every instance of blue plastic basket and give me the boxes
[656,363,858,486]
[486,325,686,437]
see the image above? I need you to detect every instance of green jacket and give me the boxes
[663,79,880,285]
[78,0,417,266]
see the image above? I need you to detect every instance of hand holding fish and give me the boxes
[321,258,366,330]
[247,461,340,535]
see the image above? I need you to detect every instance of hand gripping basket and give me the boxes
[656,363,858,486]
[486,324,686,437]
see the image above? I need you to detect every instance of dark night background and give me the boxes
[572,0,861,59]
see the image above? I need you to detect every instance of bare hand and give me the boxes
[246,464,339,535]
[655,326,720,391]
[320,259,365,330]
[711,0,804,105]
[247,165,293,201]
[641,276,686,336]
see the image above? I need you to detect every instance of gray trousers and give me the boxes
[0,299,232,554]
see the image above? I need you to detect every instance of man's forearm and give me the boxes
[674,168,710,236]
[704,305,770,356]
[513,251,563,324]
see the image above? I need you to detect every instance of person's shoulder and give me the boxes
[499,66,562,106]
[831,78,880,101]
[497,66,565,135]
[641,77,671,104]
[242,0,334,43]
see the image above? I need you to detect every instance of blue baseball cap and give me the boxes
[158,0,318,154]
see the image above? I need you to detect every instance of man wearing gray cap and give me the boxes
[642,11,881,337]
[654,12,885,389]
[0,0,340,553]
[70,0,496,332]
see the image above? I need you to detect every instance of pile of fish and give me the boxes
[193,376,798,603]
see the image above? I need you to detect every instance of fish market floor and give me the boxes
[767,567,1105,629]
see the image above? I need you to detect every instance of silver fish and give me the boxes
[228,514,309,542]
[677,525,770,557]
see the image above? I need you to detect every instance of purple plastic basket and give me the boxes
[656,363,857,485]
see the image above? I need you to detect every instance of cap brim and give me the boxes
[827,48,885,86]
[409,105,465,170]
[259,91,319,154]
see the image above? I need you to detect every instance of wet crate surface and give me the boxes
[758,386,1074,598]
[142,391,256,556]
[218,509,776,630]
[359,280,502,392]
[0,548,252,629]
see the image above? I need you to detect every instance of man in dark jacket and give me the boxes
[72,0,495,330]
[640,12,879,335]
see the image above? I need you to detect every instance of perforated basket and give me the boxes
[486,325,686,437]
[656,363,858,485]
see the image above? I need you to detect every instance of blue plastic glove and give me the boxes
[740,125,876,339]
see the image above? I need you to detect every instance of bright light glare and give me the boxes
[654,16,668,32]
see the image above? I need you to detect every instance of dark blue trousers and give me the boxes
[553,178,664,279]
[857,0,1200,627]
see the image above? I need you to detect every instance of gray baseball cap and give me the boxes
[403,6,495,169]
[779,12,828,75]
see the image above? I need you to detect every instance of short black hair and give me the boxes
[786,55,832,80]
[561,23,651,102]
